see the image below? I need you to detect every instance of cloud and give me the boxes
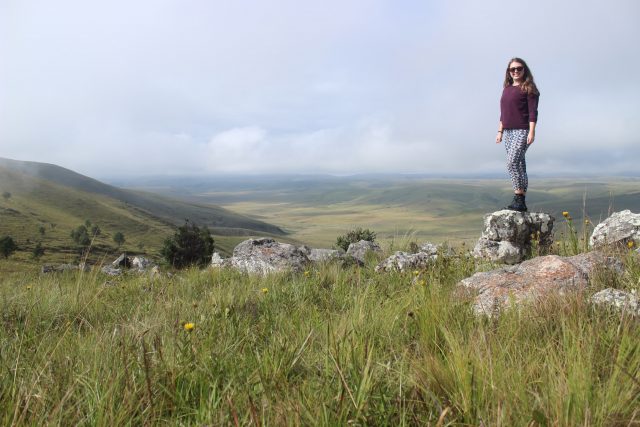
[1,0,639,177]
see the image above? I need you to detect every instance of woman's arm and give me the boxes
[496,121,503,144]
[527,121,536,145]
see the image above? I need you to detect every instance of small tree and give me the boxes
[0,236,18,258]
[113,232,125,248]
[32,242,45,259]
[335,227,377,252]
[161,221,214,268]
[38,225,46,236]
[2,191,11,201]
[91,225,101,237]
[70,225,91,247]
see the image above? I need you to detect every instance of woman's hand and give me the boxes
[527,131,535,145]
[496,131,503,144]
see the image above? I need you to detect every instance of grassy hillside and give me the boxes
[1,241,638,424]
[0,158,286,270]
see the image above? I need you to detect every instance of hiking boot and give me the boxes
[506,194,527,212]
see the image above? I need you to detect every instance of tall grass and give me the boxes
[1,247,639,425]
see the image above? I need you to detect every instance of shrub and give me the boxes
[2,191,11,201]
[161,221,214,268]
[113,231,125,248]
[335,227,377,252]
[0,236,18,258]
[70,225,91,247]
[32,242,45,259]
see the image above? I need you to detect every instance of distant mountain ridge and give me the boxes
[0,157,285,236]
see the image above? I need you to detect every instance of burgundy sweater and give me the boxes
[500,85,539,130]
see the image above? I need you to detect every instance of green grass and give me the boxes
[1,242,639,425]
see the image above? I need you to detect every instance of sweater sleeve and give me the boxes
[528,93,539,123]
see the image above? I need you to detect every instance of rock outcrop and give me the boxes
[375,242,451,273]
[590,210,640,248]
[229,238,309,275]
[459,251,622,316]
[473,210,554,264]
[346,240,383,264]
[591,288,640,316]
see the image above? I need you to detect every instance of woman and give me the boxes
[496,57,540,212]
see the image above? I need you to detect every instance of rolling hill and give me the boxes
[0,158,285,268]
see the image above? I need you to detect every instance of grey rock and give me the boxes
[591,288,640,315]
[346,240,383,264]
[112,253,132,268]
[590,210,640,248]
[230,238,309,275]
[375,242,450,273]
[132,256,153,270]
[375,251,436,273]
[210,252,228,268]
[101,265,122,276]
[459,251,622,316]
[473,210,554,264]
[41,264,80,274]
[308,248,345,263]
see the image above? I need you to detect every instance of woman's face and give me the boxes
[508,61,525,81]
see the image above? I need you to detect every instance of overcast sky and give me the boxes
[1,0,639,178]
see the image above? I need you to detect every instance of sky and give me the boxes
[1,0,639,178]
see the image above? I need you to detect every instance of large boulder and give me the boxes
[473,210,554,264]
[459,251,622,316]
[346,240,383,264]
[230,238,309,275]
[590,210,640,248]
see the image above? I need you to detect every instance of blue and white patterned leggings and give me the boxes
[504,129,529,192]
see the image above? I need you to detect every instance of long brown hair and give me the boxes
[503,57,539,96]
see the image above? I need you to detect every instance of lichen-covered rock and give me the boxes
[346,240,383,264]
[591,288,640,315]
[375,251,435,273]
[459,251,622,316]
[375,242,451,273]
[230,238,309,275]
[308,248,345,263]
[590,210,640,248]
[473,210,554,264]
[210,252,228,268]
[132,256,153,270]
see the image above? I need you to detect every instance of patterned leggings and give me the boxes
[504,129,529,192]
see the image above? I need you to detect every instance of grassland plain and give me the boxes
[1,238,640,425]
[133,175,640,248]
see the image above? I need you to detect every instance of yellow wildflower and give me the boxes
[419,280,427,286]
[413,270,420,276]
[261,287,269,294]
[628,241,635,249]
[183,322,195,332]
[584,219,590,225]
[304,270,310,277]
[26,285,32,290]
[562,211,569,218]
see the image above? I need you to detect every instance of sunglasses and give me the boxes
[509,66,524,73]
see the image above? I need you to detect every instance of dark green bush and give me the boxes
[0,236,18,258]
[335,227,376,252]
[161,221,214,268]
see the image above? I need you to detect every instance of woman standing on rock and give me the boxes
[496,57,540,212]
